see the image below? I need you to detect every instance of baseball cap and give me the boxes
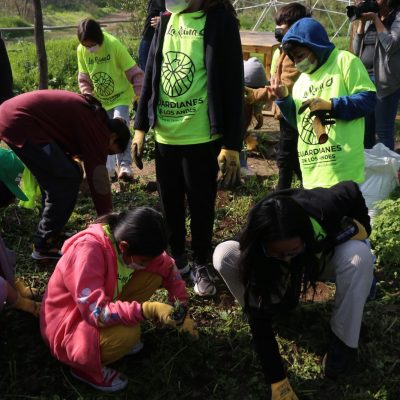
[0,148,28,201]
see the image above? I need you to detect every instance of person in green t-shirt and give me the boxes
[132,0,244,297]
[268,18,377,190]
[77,19,144,181]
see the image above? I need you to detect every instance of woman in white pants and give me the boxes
[213,180,374,400]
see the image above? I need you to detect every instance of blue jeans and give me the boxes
[375,88,400,150]
[106,106,132,170]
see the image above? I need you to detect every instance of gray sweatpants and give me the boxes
[213,240,374,348]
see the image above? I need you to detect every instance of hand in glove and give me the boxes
[299,98,332,114]
[142,301,176,328]
[217,149,241,190]
[13,293,41,317]
[271,378,299,400]
[351,219,368,240]
[177,316,199,340]
[244,87,256,105]
[131,130,145,170]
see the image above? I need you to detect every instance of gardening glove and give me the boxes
[351,219,368,240]
[299,98,332,114]
[131,130,145,170]
[13,293,41,317]
[244,87,256,104]
[142,301,176,328]
[217,149,241,190]
[177,316,199,340]
[14,278,38,299]
[271,378,298,400]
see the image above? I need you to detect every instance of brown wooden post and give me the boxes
[32,0,48,89]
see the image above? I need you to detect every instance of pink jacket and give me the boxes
[40,224,188,383]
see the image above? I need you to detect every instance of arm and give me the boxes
[78,72,93,95]
[376,11,400,55]
[275,95,297,129]
[125,65,144,97]
[145,252,189,304]
[331,90,376,120]
[247,309,287,384]
[63,240,144,327]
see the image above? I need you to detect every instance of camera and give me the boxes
[346,0,379,21]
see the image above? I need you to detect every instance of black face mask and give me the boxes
[274,27,284,43]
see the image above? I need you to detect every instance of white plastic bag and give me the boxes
[359,143,400,221]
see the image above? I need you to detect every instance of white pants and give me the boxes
[213,240,374,348]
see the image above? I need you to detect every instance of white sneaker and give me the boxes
[118,165,133,181]
[191,263,216,297]
[70,366,128,392]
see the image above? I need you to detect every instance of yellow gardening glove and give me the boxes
[177,316,199,340]
[131,130,145,170]
[271,378,298,400]
[351,219,368,240]
[244,87,256,105]
[217,149,241,190]
[15,278,38,299]
[13,293,41,317]
[142,301,176,328]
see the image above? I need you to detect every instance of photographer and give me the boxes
[353,0,400,150]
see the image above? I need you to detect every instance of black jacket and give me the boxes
[245,181,371,384]
[134,6,245,151]
[141,0,166,41]
[0,38,13,105]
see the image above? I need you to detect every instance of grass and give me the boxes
[0,172,399,399]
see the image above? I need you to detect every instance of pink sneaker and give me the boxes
[70,366,128,392]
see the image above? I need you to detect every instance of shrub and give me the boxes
[370,192,400,282]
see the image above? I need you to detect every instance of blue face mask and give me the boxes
[295,57,318,74]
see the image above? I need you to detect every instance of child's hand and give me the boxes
[268,76,288,100]
[244,87,256,104]
[177,316,199,340]
[142,301,176,327]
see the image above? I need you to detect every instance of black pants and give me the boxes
[155,140,221,264]
[276,118,302,190]
[11,141,82,249]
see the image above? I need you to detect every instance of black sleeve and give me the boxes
[247,309,287,384]
[329,181,372,236]
[0,38,13,105]
[134,26,159,132]
[207,11,244,151]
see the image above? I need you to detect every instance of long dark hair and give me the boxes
[96,207,168,257]
[239,195,321,297]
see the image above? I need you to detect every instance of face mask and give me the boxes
[295,57,318,74]
[165,0,189,13]
[274,27,284,43]
[87,45,100,53]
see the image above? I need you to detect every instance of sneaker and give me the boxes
[31,247,62,260]
[127,341,144,355]
[118,165,133,181]
[172,253,190,275]
[321,334,357,380]
[191,263,216,297]
[70,366,128,392]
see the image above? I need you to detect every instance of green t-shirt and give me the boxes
[292,48,376,189]
[77,31,135,110]
[155,12,219,145]
[102,225,133,300]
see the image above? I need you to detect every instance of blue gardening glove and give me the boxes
[217,149,241,190]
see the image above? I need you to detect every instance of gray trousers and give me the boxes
[213,240,374,348]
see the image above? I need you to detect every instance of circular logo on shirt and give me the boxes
[161,51,195,97]
[299,112,333,145]
[92,72,115,97]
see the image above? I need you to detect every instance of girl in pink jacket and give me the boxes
[40,207,197,392]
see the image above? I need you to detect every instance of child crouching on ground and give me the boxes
[40,206,197,392]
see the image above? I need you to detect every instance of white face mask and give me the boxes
[165,0,189,13]
[295,57,318,74]
[87,45,100,53]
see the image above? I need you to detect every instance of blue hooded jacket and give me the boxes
[276,18,376,127]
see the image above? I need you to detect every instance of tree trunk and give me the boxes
[32,0,48,89]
